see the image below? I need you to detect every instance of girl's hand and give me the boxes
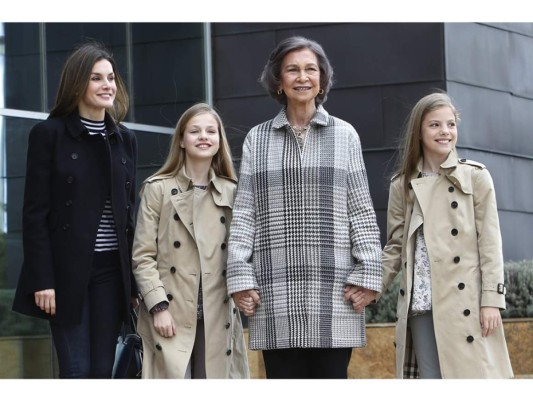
[480,306,502,337]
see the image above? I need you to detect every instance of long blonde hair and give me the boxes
[149,103,236,181]
[395,92,460,197]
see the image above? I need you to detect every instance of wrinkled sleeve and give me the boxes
[227,134,259,295]
[344,129,383,292]
[131,180,168,311]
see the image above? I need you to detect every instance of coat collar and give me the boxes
[271,104,330,130]
[64,110,123,142]
[412,148,473,195]
[174,167,235,208]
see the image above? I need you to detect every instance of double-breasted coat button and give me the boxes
[62,224,70,231]
[448,186,455,192]
[171,188,178,195]
[460,158,467,162]
[71,153,78,160]
[65,200,73,206]
[173,241,181,248]
[225,322,230,329]
[66,176,74,184]
[220,216,226,223]
[167,294,173,301]
[463,309,470,316]
[400,289,405,296]
[458,282,465,290]
[233,307,237,314]
[451,201,458,209]
[170,266,176,273]
[125,181,131,189]
[226,349,232,356]
[222,269,227,277]
[174,213,179,221]
[121,157,127,164]
[221,243,227,250]
[223,296,229,304]
[451,228,458,236]
[156,344,162,350]
[466,336,474,343]
[454,256,460,263]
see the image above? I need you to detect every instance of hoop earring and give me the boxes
[318,89,324,95]
[277,89,283,96]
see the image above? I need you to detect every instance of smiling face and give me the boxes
[420,106,458,163]
[78,59,116,120]
[180,112,220,164]
[280,48,321,108]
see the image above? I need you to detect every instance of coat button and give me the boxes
[223,296,229,304]
[220,216,226,223]
[174,241,181,248]
[451,201,458,209]
[71,153,78,160]
[221,243,227,250]
[400,289,405,296]
[460,158,467,162]
[174,213,179,221]
[466,335,474,343]
[66,176,74,184]
[404,262,407,269]
[170,266,176,273]
[454,256,460,263]
[62,224,70,231]
[156,344,162,350]
[463,309,470,316]
[451,228,458,236]
[121,157,127,164]
[125,181,131,188]
[225,322,230,329]
[222,269,227,277]
[233,307,237,314]
[226,349,232,356]
[448,186,455,192]
[167,294,173,301]
[65,200,73,206]
[458,282,465,290]
[171,188,178,195]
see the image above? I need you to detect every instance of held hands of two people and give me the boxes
[344,285,377,314]
[233,290,261,317]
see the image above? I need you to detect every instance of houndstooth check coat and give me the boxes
[227,106,383,350]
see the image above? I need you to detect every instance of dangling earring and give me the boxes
[318,89,324,95]
[277,89,283,96]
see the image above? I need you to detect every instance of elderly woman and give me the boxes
[227,36,383,379]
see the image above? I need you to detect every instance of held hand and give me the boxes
[34,289,56,316]
[130,296,140,309]
[480,306,502,337]
[153,310,176,338]
[233,290,261,317]
[344,285,376,314]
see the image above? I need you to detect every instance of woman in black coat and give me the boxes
[12,42,137,378]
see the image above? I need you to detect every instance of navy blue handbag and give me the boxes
[112,309,142,379]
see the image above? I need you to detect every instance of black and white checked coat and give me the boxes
[227,106,382,350]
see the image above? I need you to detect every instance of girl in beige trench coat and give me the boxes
[132,103,249,379]
[380,92,513,379]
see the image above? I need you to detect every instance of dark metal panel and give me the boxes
[131,23,202,43]
[510,32,533,99]
[213,23,320,36]
[44,23,127,51]
[499,212,533,261]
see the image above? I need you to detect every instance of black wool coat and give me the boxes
[12,111,138,325]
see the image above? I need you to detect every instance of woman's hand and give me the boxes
[344,285,376,314]
[34,289,56,316]
[153,310,176,338]
[233,290,261,317]
[480,306,502,337]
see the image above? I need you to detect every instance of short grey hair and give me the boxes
[259,36,334,106]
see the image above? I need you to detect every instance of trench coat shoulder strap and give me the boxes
[458,158,486,169]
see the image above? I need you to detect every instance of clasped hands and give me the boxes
[343,285,377,313]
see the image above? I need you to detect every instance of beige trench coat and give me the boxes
[132,168,249,378]
[381,149,513,378]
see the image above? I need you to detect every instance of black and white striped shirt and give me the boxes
[80,117,119,252]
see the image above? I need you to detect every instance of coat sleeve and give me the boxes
[21,122,57,293]
[131,180,168,311]
[379,178,405,298]
[344,129,383,292]
[226,134,259,295]
[473,168,506,309]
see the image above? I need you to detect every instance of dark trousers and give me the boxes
[50,251,124,378]
[262,347,352,379]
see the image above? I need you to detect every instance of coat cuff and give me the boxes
[481,290,506,309]
[142,286,168,311]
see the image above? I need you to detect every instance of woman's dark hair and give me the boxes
[260,36,334,106]
[49,41,129,123]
